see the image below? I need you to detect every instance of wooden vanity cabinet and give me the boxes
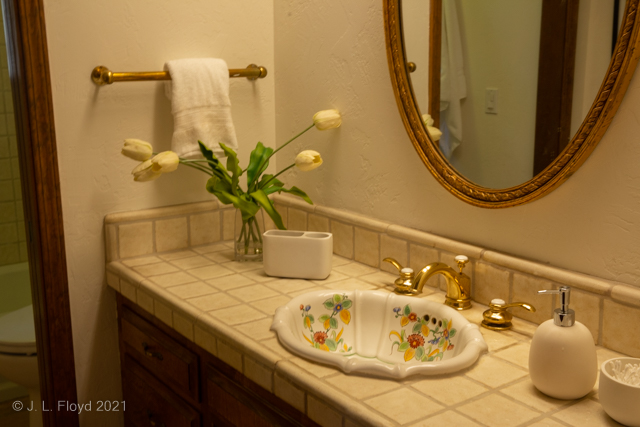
[116,294,320,427]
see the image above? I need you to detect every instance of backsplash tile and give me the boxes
[104,194,640,357]
[354,227,379,268]
[155,217,188,252]
[331,220,354,259]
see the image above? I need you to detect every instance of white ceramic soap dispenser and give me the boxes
[528,286,597,400]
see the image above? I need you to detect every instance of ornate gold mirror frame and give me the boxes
[384,0,640,208]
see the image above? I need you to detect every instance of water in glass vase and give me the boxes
[234,209,265,262]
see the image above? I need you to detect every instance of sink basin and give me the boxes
[271,290,488,378]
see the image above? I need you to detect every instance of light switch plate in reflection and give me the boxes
[485,88,498,114]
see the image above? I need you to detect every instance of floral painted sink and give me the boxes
[271,290,487,378]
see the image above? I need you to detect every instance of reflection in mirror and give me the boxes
[402,0,625,189]
[0,5,40,427]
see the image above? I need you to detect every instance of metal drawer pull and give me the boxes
[141,342,164,361]
[147,410,166,427]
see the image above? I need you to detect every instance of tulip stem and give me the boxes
[180,162,214,176]
[259,163,295,190]
[242,123,315,179]
[270,123,315,159]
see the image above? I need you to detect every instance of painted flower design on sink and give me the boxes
[390,304,457,362]
[271,290,487,378]
[300,294,353,353]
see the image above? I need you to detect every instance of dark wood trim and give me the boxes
[428,0,442,128]
[1,0,79,425]
[533,0,580,175]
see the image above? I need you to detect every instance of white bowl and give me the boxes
[599,357,640,427]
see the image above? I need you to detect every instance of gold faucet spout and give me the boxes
[383,255,472,310]
[414,263,471,310]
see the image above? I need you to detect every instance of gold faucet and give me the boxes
[383,255,472,310]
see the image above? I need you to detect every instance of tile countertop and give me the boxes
[106,242,627,427]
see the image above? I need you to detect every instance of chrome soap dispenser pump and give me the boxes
[528,286,597,400]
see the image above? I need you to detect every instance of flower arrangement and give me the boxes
[121,109,341,261]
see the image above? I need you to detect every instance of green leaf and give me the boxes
[390,341,400,352]
[247,142,274,191]
[342,300,352,309]
[219,143,242,195]
[280,186,313,204]
[412,323,422,333]
[325,339,337,352]
[449,329,457,338]
[398,342,410,351]
[308,314,315,324]
[323,300,334,310]
[333,294,343,304]
[197,141,236,187]
[206,178,259,220]
[249,189,286,230]
[258,174,284,192]
[438,339,445,348]
[415,346,425,360]
[329,318,338,330]
[319,315,330,322]
[404,305,411,316]
[198,140,221,168]
[314,343,320,349]
[401,329,406,341]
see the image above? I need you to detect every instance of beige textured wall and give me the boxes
[274,0,640,289]
[43,1,275,425]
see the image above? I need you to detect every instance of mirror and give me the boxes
[384,0,640,207]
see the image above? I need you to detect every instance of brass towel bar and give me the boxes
[91,63,267,86]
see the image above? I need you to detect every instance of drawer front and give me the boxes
[123,356,201,427]
[121,306,199,402]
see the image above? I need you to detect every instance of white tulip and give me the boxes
[132,160,162,182]
[313,109,342,130]
[151,151,180,173]
[422,114,434,127]
[421,114,442,142]
[122,139,153,161]
[295,150,323,171]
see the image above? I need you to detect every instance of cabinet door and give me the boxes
[121,305,200,403]
[206,362,317,427]
[123,356,201,427]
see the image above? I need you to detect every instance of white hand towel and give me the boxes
[164,58,238,159]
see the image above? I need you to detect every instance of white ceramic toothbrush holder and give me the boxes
[263,230,333,280]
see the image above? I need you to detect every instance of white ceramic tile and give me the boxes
[364,388,444,424]
[465,356,528,388]
[206,274,256,291]
[457,394,540,427]
[227,283,280,302]
[169,255,214,270]
[187,293,241,311]
[187,264,234,280]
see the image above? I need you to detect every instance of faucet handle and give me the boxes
[481,298,536,330]
[383,258,417,295]
[454,255,469,272]
[383,257,405,272]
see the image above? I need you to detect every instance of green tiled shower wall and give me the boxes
[0,9,25,267]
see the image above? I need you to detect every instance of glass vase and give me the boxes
[234,208,265,262]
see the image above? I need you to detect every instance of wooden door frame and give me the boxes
[2,0,79,425]
[533,0,580,175]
